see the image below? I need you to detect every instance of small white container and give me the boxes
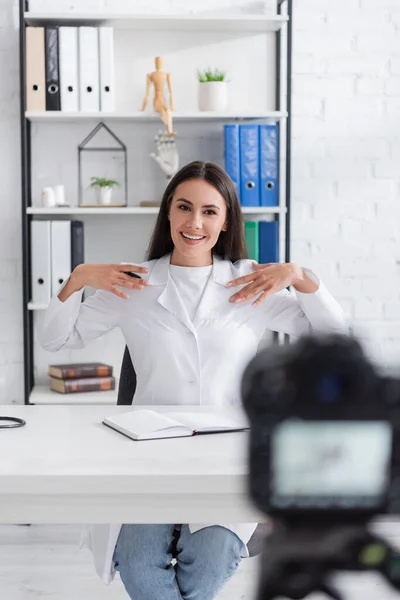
[96,186,113,205]
[198,81,228,112]
[53,184,66,206]
[41,186,56,208]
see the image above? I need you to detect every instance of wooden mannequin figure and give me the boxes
[141,56,176,137]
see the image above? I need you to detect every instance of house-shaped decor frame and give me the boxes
[78,122,128,207]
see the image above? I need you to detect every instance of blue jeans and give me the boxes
[113,524,245,600]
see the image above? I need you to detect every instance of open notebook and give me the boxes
[102,409,250,441]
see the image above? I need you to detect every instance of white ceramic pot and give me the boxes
[96,186,113,205]
[198,81,228,112]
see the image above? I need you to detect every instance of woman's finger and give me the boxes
[226,272,257,288]
[117,274,144,287]
[118,264,148,275]
[230,280,268,303]
[110,285,129,300]
[252,289,273,306]
[250,283,272,299]
[115,276,145,290]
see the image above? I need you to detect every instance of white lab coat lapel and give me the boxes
[148,254,196,335]
[193,255,233,324]
[148,254,233,331]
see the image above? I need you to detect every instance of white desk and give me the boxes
[0,405,264,524]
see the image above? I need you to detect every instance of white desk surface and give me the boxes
[0,405,264,524]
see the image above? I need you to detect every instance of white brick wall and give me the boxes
[0,0,22,403]
[1,0,400,402]
[291,0,400,369]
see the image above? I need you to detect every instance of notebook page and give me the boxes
[166,411,248,432]
[105,410,190,435]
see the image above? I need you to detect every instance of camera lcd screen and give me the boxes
[271,421,392,509]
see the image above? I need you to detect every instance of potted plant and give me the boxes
[197,68,228,112]
[89,177,119,205]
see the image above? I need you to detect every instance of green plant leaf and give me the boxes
[89,176,120,188]
[197,67,226,82]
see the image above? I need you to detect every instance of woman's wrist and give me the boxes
[70,264,86,291]
[289,263,304,286]
[290,264,319,293]
[57,265,86,302]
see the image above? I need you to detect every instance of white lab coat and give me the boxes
[38,253,348,584]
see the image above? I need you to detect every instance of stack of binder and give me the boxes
[48,362,115,394]
[224,123,279,207]
[244,220,279,264]
[26,26,115,112]
[31,220,84,305]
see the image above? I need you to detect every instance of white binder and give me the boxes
[78,27,100,112]
[99,27,115,112]
[51,221,71,296]
[31,221,51,305]
[59,27,79,112]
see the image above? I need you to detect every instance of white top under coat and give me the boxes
[169,263,212,321]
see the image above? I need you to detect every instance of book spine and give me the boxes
[57,376,115,394]
[244,221,260,262]
[45,26,61,111]
[224,124,241,200]
[57,366,113,379]
[239,124,260,207]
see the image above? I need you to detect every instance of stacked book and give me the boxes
[48,362,115,394]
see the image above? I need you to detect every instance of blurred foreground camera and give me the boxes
[242,334,400,600]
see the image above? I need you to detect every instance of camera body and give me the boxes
[241,334,400,525]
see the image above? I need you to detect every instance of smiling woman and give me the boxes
[39,159,348,600]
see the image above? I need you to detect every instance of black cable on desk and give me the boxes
[0,416,26,429]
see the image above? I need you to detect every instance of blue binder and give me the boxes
[259,221,279,264]
[239,124,260,206]
[224,124,240,200]
[259,124,279,207]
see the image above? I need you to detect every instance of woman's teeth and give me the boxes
[181,233,205,241]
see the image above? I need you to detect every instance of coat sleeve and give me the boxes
[37,281,120,352]
[260,269,348,337]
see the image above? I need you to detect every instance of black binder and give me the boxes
[45,27,61,111]
[71,221,84,270]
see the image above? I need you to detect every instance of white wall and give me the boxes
[290,0,400,369]
[1,0,400,402]
[0,0,23,403]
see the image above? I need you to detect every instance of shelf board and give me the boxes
[27,206,286,216]
[25,110,287,123]
[24,13,288,32]
[29,384,117,405]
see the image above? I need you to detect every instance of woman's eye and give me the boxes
[205,210,216,215]
[178,204,190,211]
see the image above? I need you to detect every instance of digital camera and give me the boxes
[241,334,400,525]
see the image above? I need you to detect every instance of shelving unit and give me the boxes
[26,110,288,122]
[27,206,287,215]
[30,384,117,405]
[19,0,293,405]
[24,12,288,32]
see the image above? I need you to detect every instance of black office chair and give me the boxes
[116,345,268,557]
[117,345,137,406]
